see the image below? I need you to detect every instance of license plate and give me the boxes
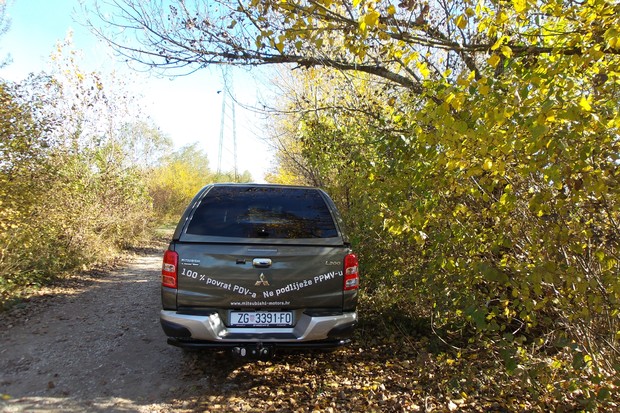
[229,311,293,327]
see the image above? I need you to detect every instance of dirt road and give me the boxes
[0,246,539,412]
[0,247,192,413]
[0,247,471,413]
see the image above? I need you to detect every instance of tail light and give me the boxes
[344,253,359,291]
[162,250,178,289]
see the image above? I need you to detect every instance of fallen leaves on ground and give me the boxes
[165,334,616,413]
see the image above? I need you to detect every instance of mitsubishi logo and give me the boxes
[255,273,270,286]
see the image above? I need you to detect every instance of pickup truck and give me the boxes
[160,184,359,358]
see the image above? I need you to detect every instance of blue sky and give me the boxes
[0,0,273,181]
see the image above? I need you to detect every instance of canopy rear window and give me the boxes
[186,186,339,239]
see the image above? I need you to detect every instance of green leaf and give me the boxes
[500,348,518,373]
[598,387,611,400]
[478,262,509,284]
[529,123,547,138]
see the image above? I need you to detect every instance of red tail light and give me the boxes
[344,253,359,291]
[162,250,178,289]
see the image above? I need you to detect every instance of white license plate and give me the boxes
[229,311,293,327]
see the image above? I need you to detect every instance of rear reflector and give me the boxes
[162,250,178,289]
[344,253,359,291]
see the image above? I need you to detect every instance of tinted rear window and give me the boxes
[186,186,339,239]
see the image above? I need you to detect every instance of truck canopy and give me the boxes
[168,184,355,311]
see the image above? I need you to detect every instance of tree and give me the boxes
[266,53,620,405]
[148,143,213,219]
[1,42,165,304]
[88,1,619,89]
[89,0,620,404]
[119,120,172,169]
[0,79,49,282]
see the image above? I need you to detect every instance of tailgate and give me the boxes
[175,243,349,310]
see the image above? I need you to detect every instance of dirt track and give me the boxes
[2,246,560,413]
[0,247,191,413]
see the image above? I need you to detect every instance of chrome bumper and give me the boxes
[160,310,357,343]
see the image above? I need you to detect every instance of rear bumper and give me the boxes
[160,310,357,349]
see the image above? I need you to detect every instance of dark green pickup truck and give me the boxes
[160,184,359,358]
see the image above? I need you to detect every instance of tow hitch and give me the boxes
[232,344,275,360]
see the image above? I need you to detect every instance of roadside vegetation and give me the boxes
[0,37,250,308]
[258,2,620,409]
